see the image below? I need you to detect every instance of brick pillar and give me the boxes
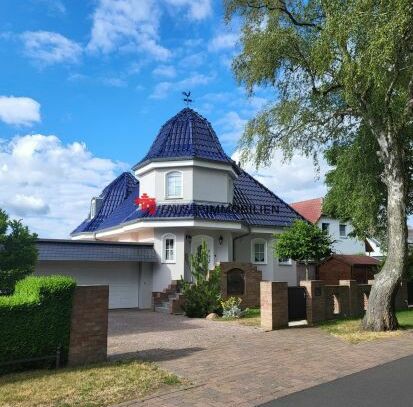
[68,286,109,366]
[260,282,288,330]
[300,280,325,325]
[339,280,360,318]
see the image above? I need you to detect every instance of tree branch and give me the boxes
[246,0,323,30]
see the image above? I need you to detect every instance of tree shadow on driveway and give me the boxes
[109,347,206,363]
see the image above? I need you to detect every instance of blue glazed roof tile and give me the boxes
[72,109,303,236]
[133,108,233,169]
[71,172,138,234]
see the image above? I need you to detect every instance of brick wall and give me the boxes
[68,286,108,366]
[220,262,262,308]
[300,280,407,325]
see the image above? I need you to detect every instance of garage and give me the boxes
[35,239,157,309]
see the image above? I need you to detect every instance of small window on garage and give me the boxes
[339,224,347,238]
[162,233,176,263]
[227,269,245,296]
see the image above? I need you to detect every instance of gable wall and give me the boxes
[234,233,298,286]
[317,216,365,254]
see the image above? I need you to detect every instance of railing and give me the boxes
[0,346,62,371]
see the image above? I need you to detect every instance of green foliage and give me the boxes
[323,128,387,242]
[0,275,76,372]
[275,220,332,266]
[225,0,413,215]
[181,241,222,318]
[227,0,413,156]
[0,208,38,294]
[221,296,244,319]
[323,126,413,245]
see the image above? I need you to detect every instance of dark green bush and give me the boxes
[0,275,76,372]
[0,208,38,295]
[0,269,32,295]
[181,241,222,318]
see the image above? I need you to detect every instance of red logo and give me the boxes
[135,193,156,215]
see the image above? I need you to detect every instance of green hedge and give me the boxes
[0,275,76,371]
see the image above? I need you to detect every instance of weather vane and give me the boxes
[182,91,193,106]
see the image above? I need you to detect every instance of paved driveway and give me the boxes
[108,310,413,407]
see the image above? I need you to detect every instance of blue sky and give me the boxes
[0,0,327,237]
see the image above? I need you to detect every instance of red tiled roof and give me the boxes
[290,197,323,224]
[329,254,380,266]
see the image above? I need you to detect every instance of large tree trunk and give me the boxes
[362,131,408,331]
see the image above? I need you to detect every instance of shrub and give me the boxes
[221,297,245,319]
[0,269,32,295]
[181,241,222,318]
[0,208,38,295]
[0,275,76,372]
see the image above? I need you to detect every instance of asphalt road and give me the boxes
[260,354,413,407]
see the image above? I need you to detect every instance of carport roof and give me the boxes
[36,239,157,262]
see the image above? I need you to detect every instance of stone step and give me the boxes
[155,305,169,313]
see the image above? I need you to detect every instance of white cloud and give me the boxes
[21,31,82,65]
[233,150,330,204]
[101,77,127,87]
[165,0,212,20]
[150,73,214,99]
[0,96,41,126]
[150,82,173,99]
[153,65,177,78]
[87,0,170,60]
[178,51,206,68]
[208,33,238,52]
[0,134,127,237]
[215,111,247,145]
[35,0,66,14]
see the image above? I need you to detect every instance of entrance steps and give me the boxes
[152,280,185,314]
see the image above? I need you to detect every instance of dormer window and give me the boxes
[165,171,183,199]
[90,197,103,219]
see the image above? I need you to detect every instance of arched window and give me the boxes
[165,171,183,199]
[162,233,176,263]
[227,269,245,296]
[251,238,267,264]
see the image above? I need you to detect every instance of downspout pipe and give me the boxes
[232,226,251,262]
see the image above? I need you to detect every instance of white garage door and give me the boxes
[35,261,152,309]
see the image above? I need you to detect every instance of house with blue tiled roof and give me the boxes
[37,108,303,310]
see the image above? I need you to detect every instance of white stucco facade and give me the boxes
[316,216,365,254]
[135,159,236,205]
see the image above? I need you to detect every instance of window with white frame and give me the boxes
[165,171,183,199]
[278,257,292,265]
[339,224,347,238]
[251,239,267,264]
[162,234,176,263]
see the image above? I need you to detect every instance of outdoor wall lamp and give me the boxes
[185,234,192,243]
[218,235,223,245]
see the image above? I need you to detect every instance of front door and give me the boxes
[191,235,215,270]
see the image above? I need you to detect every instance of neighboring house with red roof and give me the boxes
[291,197,366,255]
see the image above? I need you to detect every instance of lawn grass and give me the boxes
[217,307,261,326]
[320,309,413,344]
[0,359,180,407]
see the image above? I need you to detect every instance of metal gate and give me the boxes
[408,282,413,305]
[288,287,307,321]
